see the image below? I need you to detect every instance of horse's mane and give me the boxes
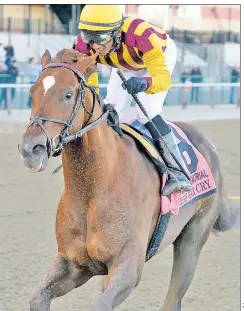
[52,48,83,64]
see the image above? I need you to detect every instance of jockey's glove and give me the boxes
[122,77,148,94]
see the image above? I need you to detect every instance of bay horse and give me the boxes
[19,48,238,311]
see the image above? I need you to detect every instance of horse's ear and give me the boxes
[41,49,51,68]
[76,53,98,74]
[83,64,98,81]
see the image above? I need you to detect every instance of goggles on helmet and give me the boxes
[80,30,113,45]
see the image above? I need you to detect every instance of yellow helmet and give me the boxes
[78,5,123,32]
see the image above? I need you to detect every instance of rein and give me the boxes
[28,62,110,158]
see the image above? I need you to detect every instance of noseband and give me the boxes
[28,62,110,158]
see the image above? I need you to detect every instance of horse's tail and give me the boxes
[212,191,239,232]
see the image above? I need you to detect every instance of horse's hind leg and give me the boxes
[160,197,220,311]
[29,253,93,311]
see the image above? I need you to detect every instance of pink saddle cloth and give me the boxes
[161,120,217,215]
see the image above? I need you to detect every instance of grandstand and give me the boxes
[0,5,240,76]
[0,4,240,109]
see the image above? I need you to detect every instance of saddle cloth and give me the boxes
[121,119,217,215]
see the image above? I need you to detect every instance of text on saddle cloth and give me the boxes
[161,120,217,215]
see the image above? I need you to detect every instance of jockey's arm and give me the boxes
[141,34,171,94]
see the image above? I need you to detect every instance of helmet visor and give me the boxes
[80,31,113,45]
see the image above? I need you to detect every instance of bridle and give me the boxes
[28,62,110,158]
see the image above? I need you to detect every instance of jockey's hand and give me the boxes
[122,77,148,94]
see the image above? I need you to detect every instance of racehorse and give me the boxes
[19,48,238,311]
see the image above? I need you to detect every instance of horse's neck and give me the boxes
[62,115,120,199]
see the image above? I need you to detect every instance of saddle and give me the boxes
[120,120,167,176]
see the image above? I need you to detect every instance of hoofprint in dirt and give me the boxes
[0,119,240,311]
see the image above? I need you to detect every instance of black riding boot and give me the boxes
[145,115,192,196]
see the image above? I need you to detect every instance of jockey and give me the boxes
[74,4,191,195]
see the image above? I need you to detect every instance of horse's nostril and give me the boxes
[32,144,46,156]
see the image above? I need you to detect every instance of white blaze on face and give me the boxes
[42,76,55,96]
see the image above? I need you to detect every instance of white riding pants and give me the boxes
[104,37,177,123]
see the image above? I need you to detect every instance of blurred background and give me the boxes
[0,8,240,310]
[0,4,240,110]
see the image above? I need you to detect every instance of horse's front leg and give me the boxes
[91,241,144,311]
[29,253,93,311]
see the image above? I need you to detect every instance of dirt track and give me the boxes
[0,119,240,311]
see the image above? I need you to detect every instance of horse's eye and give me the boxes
[65,93,72,100]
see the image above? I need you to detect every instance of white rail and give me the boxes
[0,82,240,115]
